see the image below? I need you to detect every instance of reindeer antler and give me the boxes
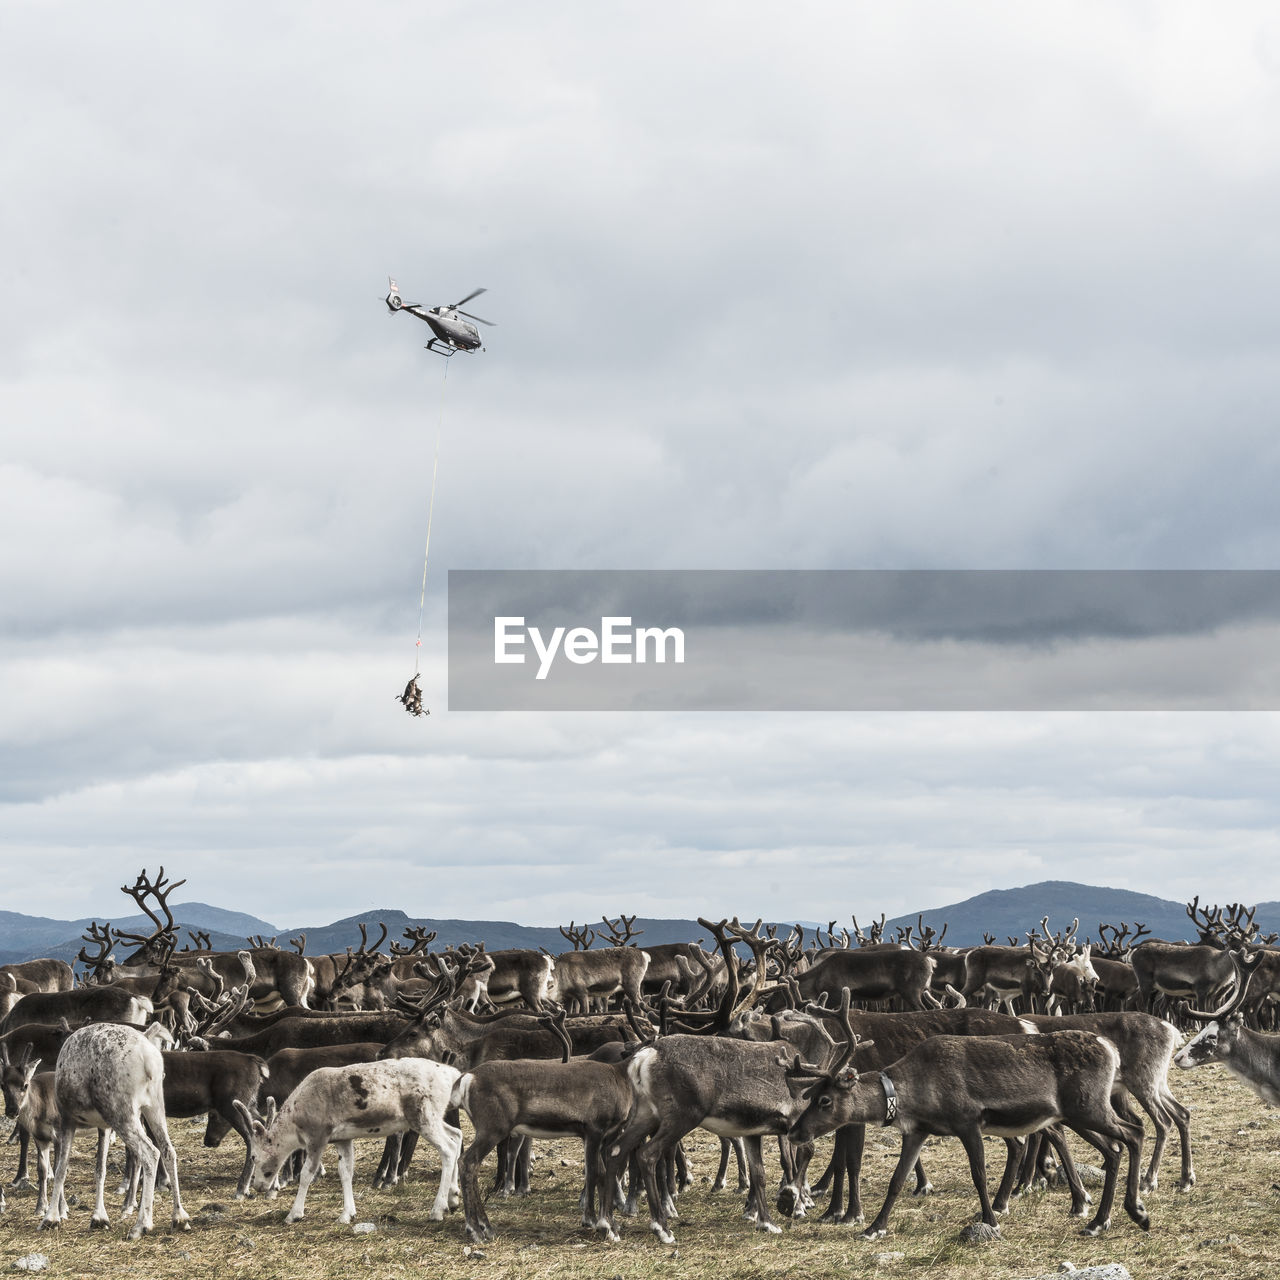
[389,926,437,957]
[601,914,644,947]
[559,922,595,951]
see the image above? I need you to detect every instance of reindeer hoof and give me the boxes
[912,1182,935,1197]
[1178,1176,1196,1193]
[1080,1219,1111,1237]
[761,1221,782,1234]
[38,1218,61,1232]
[862,1227,888,1241]
[650,1223,675,1245]
[89,1216,111,1231]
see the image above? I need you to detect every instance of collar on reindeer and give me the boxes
[880,1073,898,1126]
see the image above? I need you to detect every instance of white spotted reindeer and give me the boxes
[39,1022,190,1240]
[233,1057,463,1224]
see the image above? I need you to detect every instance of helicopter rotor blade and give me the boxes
[449,287,487,309]
[456,310,495,326]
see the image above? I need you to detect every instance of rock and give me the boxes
[236,1234,255,1250]
[1024,1267,1132,1280]
[960,1222,1001,1244]
[873,1251,906,1265]
[12,1257,50,1274]
[352,1222,376,1234]
[560,1158,578,1167]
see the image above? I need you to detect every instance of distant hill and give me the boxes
[887,880,1280,948]
[5,884,1279,967]
[0,902,282,969]
[280,911,732,958]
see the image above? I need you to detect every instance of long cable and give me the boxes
[413,357,449,675]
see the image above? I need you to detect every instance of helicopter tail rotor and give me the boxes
[386,275,403,311]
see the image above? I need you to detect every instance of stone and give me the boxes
[1024,1266,1132,1280]
[352,1222,376,1234]
[12,1257,50,1274]
[960,1222,1001,1243]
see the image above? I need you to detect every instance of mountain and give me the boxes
[887,881,1280,948]
[281,911,734,958]
[0,902,281,969]
[5,884,1279,967]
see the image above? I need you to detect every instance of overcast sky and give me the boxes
[5,2,1280,928]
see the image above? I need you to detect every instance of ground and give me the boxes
[1,1063,1276,1280]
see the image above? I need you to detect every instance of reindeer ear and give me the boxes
[23,1059,42,1086]
[265,1096,278,1126]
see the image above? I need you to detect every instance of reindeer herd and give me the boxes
[2,870,1279,1253]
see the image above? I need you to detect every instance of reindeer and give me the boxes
[38,1022,190,1240]
[1129,899,1248,1016]
[232,1057,462,1224]
[0,960,73,995]
[0,1050,61,1219]
[800,993,1036,1225]
[111,868,313,1007]
[795,945,938,1011]
[786,1010,1150,1240]
[0,982,153,1033]
[451,1013,638,1243]
[551,935,650,1015]
[1174,948,1280,1103]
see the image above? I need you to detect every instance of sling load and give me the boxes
[387,276,494,718]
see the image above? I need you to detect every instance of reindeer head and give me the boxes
[232,1097,287,1191]
[0,1043,41,1120]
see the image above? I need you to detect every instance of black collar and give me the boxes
[880,1073,898,1126]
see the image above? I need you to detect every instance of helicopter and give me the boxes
[385,278,494,355]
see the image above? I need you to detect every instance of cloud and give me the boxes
[5,1,1280,919]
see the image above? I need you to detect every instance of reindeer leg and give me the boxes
[461,1130,499,1242]
[839,1123,867,1225]
[335,1139,357,1224]
[397,1130,419,1183]
[712,1138,732,1191]
[743,1136,780,1233]
[115,1117,159,1241]
[818,1128,848,1221]
[38,1123,75,1230]
[91,1129,113,1230]
[956,1125,998,1229]
[285,1141,324,1223]
[863,1130,927,1240]
[11,1125,32,1188]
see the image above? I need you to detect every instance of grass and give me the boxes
[1,1063,1277,1280]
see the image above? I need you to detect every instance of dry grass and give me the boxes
[1,1063,1277,1280]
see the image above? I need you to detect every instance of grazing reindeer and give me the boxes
[39,1022,190,1240]
[1174,949,1280,1103]
[232,1057,462,1224]
[787,1023,1150,1240]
